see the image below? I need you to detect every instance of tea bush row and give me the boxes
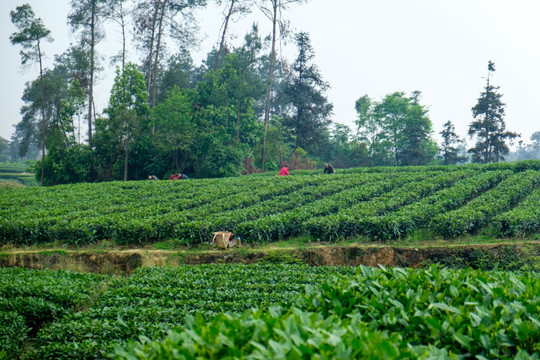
[0,268,105,359]
[116,265,540,359]
[1,163,540,246]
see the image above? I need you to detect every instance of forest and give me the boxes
[5,0,540,186]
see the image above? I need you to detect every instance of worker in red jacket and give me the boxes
[278,165,290,176]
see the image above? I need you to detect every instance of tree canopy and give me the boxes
[9,2,535,185]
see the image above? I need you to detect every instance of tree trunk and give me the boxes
[146,2,160,95]
[151,1,166,134]
[88,0,96,148]
[260,0,278,169]
[215,0,236,70]
[236,99,241,142]
[120,3,126,71]
[38,41,46,186]
[124,146,129,181]
[151,1,166,110]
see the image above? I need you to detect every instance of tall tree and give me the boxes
[354,95,375,143]
[10,4,53,185]
[107,0,131,71]
[256,0,308,168]
[281,32,332,155]
[153,87,196,174]
[396,92,438,166]
[507,131,540,161]
[439,120,465,165]
[531,131,540,159]
[133,0,206,117]
[102,63,150,180]
[369,92,437,166]
[156,50,195,104]
[468,61,519,163]
[68,0,108,148]
[214,0,252,70]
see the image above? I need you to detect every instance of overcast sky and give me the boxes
[1,0,539,148]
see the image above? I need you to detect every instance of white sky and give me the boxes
[1,0,539,148]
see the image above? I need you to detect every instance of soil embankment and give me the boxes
[1,242,538,274]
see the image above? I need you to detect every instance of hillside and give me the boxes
[1,161,539,247]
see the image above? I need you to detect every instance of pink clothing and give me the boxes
[278,167,290,176]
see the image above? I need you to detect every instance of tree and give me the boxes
[153,87,197,174]
[214,0,252,70]
[468,61,519,163]
[156,50,195,104]
[364,92,437,166]
[371,92,408,165]
[10,3,52,185]
[325,123,370,169]
[354,95,375,143]
[106,0,131,71]
[214,26,265,144]
[101,63,150,180]
[68,0,108,148]
[396,92,438,166]
[281,32,333,156]
[17,58,86,149]
[192,55,263,177]
[507,131,540,161]
[0,137,9,162]
[439,120,465,165]
[132,0,206,116]
[256,0,308,168]
[531,131,540,159]
[39,129,92,185]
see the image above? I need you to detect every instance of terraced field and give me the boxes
[2,162,540,360]
[0,162,37,187]
[1,161,539,246]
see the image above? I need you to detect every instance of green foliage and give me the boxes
[431,170,540,237]
[1,162,539,246]
[469,61,519,163]
[30,265,355,359]
[9,4,52,67]
[0,267,105,359]
[297,266,540,358]
[5,265,540,359]
[113,266,540,360]
[0,138,9,163]
[153,87,196,173]
[38,129,92,185]
[0,311,29,360]
[355,92,438,166]
[281,32,333,155]
[117,308,423,360]
[95,63,150,181]
[495,187,540,237]
[0,162,38,187]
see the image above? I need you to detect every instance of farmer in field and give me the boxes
[323,163,335,174]
[169,173,189,180]
[278,165,290,176]
[148,175,159,180]
[212,231,241,249]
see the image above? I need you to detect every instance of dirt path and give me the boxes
[1,240,539,274]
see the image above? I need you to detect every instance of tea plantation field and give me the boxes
[0,162,37,188]
[1,161,539,246]
[1,265,539,359]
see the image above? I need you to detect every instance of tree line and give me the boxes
[7,1,536,185]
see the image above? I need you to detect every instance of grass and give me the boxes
[0,179,25,188]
